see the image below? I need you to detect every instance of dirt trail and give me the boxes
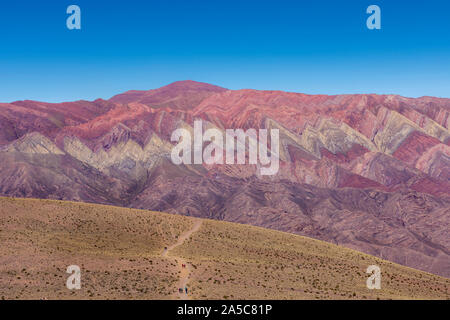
[162,219,202,300]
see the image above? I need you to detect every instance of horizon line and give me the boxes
[3,80,450,104]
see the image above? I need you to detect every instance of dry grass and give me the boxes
[172,219,450,300]
[0,197,448,300]
[0,197,192,299]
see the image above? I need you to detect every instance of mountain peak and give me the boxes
[161,80,227,91]
[109,80,227,109]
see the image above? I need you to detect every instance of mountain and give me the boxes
[0,80,449,277]
[109,80,227,109]
[0,197,448,300]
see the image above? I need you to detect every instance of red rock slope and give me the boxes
[0,81,449,277]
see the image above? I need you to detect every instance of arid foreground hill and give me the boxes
[0,81,449,277]
[0,197,448,300]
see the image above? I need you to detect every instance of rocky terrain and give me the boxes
[0,80,449,277]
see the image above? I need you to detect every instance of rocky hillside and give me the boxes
[0,81,449,277]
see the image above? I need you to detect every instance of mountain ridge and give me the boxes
[0,80,449,277]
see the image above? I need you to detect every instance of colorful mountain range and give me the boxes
[0,80,449,277]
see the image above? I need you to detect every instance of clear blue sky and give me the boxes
[0,0,449,102]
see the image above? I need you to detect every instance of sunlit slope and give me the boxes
[0,197,448,300]
[0,197,192,300]
[172,221,449,300]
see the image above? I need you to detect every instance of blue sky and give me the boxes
[0,0,449,102]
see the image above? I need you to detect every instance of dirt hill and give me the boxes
[0,197,448,300]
